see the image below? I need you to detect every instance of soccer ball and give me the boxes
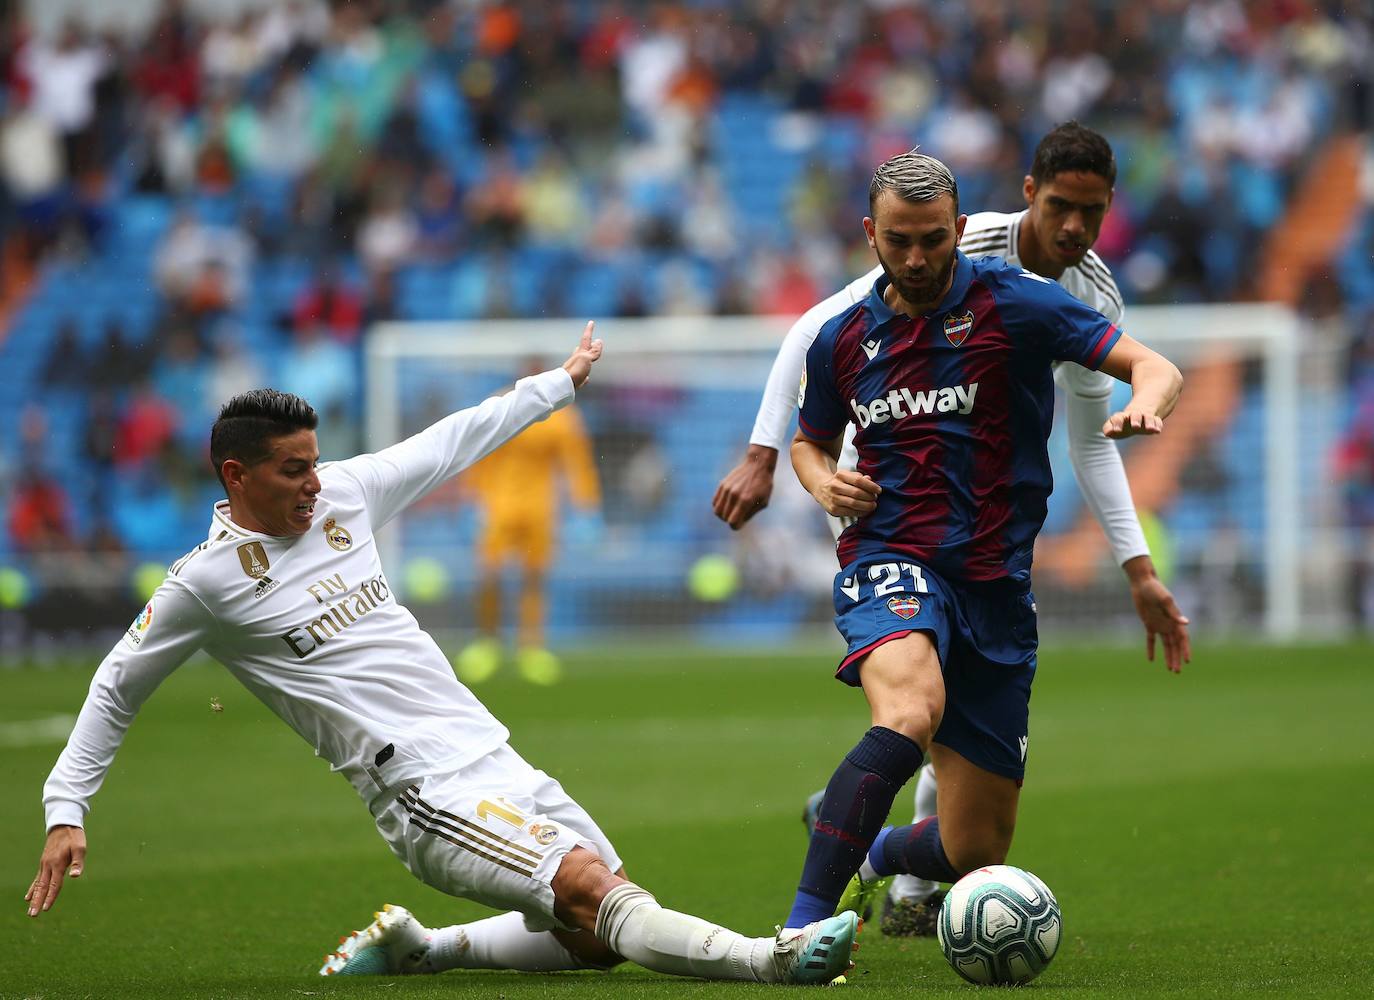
[936,864,1061,986]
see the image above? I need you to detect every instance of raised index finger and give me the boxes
[580,320,595,351]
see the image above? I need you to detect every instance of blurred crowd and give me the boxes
[1,0,1373,625]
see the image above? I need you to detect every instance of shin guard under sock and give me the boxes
[785,727,924,927]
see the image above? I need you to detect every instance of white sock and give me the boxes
[594,883,777,982]
[426,911,591,972]
[889,764,940,902]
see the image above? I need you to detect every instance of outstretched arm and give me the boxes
[29,576,212,916]
[342,322,603,528]
[1060,367,1190,672]
[1097,333,1183,438]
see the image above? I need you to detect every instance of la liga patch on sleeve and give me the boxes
[125,600,154,648]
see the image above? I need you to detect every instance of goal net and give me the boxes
[366,304,1327,648]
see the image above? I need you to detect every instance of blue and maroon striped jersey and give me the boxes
[798,252,1122,585]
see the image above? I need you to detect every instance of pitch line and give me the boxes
[0,713,77,747]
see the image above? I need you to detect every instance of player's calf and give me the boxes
[942,831,1010,875]
[864,818,962,886]
[557,849,859,983]
[595,883,857,984]
[784,725,926,929]
[552,926,623,969]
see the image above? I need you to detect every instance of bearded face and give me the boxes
[864,191,965,313]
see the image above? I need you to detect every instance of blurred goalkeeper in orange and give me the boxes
[456,360,602,686]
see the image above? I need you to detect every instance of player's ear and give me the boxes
[1022,175,1036,206]
[955,214,968,243]
[221,459,248,494]
[863,216,877,250]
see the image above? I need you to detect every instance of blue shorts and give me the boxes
[831,553,1038,781]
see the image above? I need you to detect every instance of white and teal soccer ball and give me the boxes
[936,864,1061,986]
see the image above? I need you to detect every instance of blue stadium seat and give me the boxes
[566,261,620,317]
[111,196,172,252]
[449,259,491,319]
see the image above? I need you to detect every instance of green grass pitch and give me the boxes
[2,641,1372,998]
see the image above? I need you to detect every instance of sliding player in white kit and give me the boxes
[27,323,858,985]
[713,123,1191,936]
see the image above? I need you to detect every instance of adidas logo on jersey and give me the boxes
[849,381,979,428]
[253,575,280,599]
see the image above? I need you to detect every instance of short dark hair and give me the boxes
[1030,121,1116,186]
[209,389,318,490]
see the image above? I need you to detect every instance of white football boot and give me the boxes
[318,903,431,976]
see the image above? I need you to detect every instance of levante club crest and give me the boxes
[944,310,974,347]
[887,594,921,620]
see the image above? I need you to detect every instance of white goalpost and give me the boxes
[366,305,1307,644]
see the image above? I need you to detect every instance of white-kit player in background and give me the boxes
[712,123,1192,936]
[27,322,858,985]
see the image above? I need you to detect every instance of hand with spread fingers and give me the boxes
[1130,574,1192,673]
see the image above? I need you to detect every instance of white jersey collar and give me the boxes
[211,500,258,540]
[1005,210,1025,267]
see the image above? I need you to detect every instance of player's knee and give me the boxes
[551,847,625,931]
[873,698,942,748]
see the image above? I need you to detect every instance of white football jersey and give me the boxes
[960,210,1125,399]
[44,370,575,831]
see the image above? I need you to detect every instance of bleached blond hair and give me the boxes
[869,148,959,216]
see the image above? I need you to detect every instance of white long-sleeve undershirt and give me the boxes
[1056,365,1149,565]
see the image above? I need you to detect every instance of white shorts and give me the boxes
[373,744,623,932]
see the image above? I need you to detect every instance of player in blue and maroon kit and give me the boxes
[782,150,1183,931]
